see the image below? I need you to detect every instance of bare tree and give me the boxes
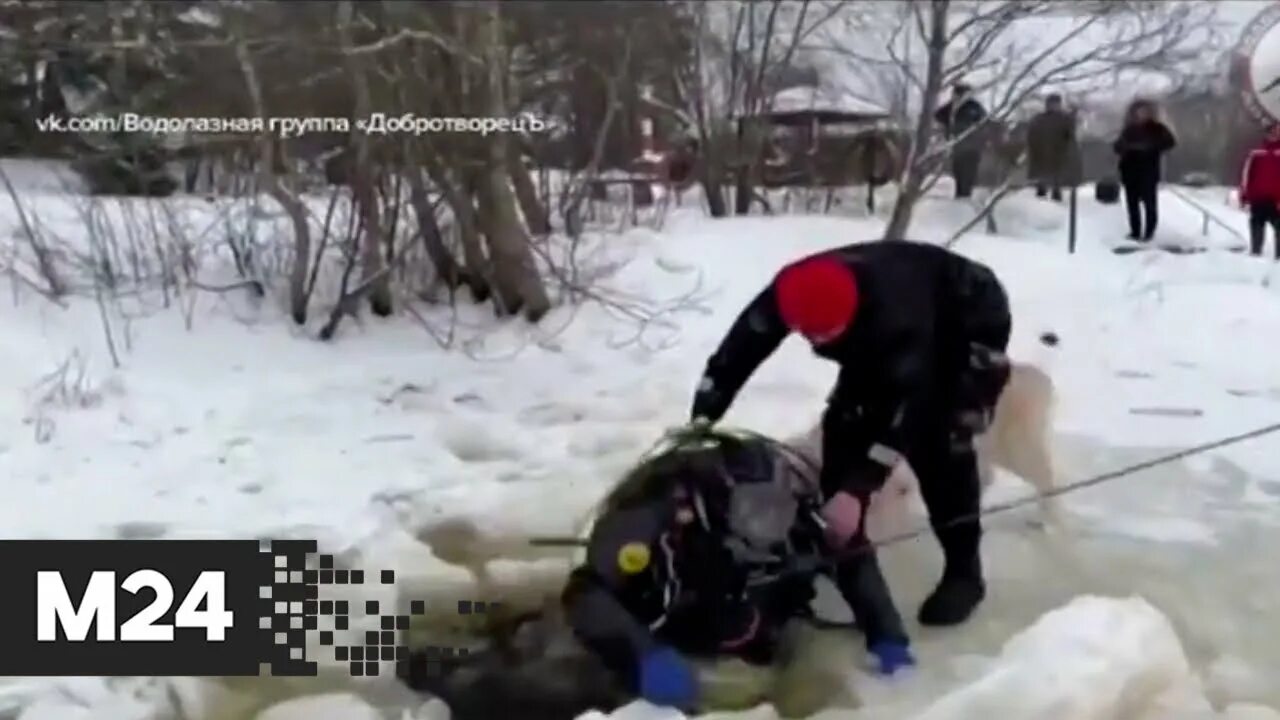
[473,0,551,321]
[232,21,313,325]
[336,0,393,316]
[664,1,845,217]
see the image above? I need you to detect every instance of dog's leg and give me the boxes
[996,431,1061,531]
[986,364,1065,532]
[975,433,998,493]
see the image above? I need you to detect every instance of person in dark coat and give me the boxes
[1026,93,1077,202]
[934,82,989,199]
[561,429,915,712]
[689,241,1013,634]
[1112,99,1176,241]
[1240,124,1280,259]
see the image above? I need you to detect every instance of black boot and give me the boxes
[1249,220,1265,257]
[918,575,985,626]
[918,554,986,626]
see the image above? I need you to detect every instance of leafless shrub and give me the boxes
[23,347,123,444]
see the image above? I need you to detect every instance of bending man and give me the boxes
[691,240,1012,632]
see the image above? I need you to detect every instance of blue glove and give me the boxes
[638,646,699,709]
[868,640,915,676]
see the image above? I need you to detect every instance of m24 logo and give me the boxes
[36,570,234,642]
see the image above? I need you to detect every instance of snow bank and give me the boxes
[587,596,1220,720]
[910,596,1210,720]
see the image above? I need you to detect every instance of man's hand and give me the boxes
[820,491,866,549]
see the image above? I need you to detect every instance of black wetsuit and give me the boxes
[560,436,895,692]
[690,240,1013,628]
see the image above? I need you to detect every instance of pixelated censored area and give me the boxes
[257,541,504,680]
[256,539,319,676]
[0,540,501,678]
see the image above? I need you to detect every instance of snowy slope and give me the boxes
[3,169,1280,719]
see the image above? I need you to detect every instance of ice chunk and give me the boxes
[911,595,1209,720]
[1225,704,1280,720]
[254,692,383,720]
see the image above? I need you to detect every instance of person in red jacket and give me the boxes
[1240,124,1280,259]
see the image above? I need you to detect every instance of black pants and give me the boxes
[819,397,989,644]
[953,151,981,199]
[817,406,910,648]
[1035,183,1063,201]
[819,352,1009,644]
[1123,180,1159,240]
[1249,202,1280,259]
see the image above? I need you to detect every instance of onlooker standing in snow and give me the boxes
[1239,124,1280,259]
[1026,93,1077,202]
[1112,99,1177,241]
[935,82,989,199]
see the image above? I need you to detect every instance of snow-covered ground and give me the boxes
[3,162,1280,720]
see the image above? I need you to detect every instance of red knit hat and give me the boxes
[774,255,859,342]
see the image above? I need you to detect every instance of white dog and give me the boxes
[783,360,1060,542]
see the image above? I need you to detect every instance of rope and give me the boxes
[861,419,1280,553]
[528,420,1280,553]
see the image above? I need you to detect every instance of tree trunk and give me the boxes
[405,163,469,292]
[700,138,729,218]
[508,140,551,235]
[733,120,766,216]
[425,155,492,303]
[234,35,310,325]
[473,178,526,316]
[476,0,551,321]
[338,0,392,316]
[883,0,950,241]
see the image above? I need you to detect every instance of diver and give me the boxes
[561,427,914,711]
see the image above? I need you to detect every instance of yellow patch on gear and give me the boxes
[617,542,651,574]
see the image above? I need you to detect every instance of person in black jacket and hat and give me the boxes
[935,82,990,199]
[689,240,1013,635]
[1113,99,1177,241]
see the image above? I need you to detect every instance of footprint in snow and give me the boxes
[517,402,588,427]
[440,426,524,463]
[452,392,491,410]
[115,521,168,540]
[568,431,639,459]
[655,256,697,275]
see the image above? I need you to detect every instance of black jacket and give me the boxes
[561,438,829,687]
[691,241,1010,495]
[1113,120,1176,185]
[935,97,989,153]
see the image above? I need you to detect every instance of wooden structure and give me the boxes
[739,86,905,190]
